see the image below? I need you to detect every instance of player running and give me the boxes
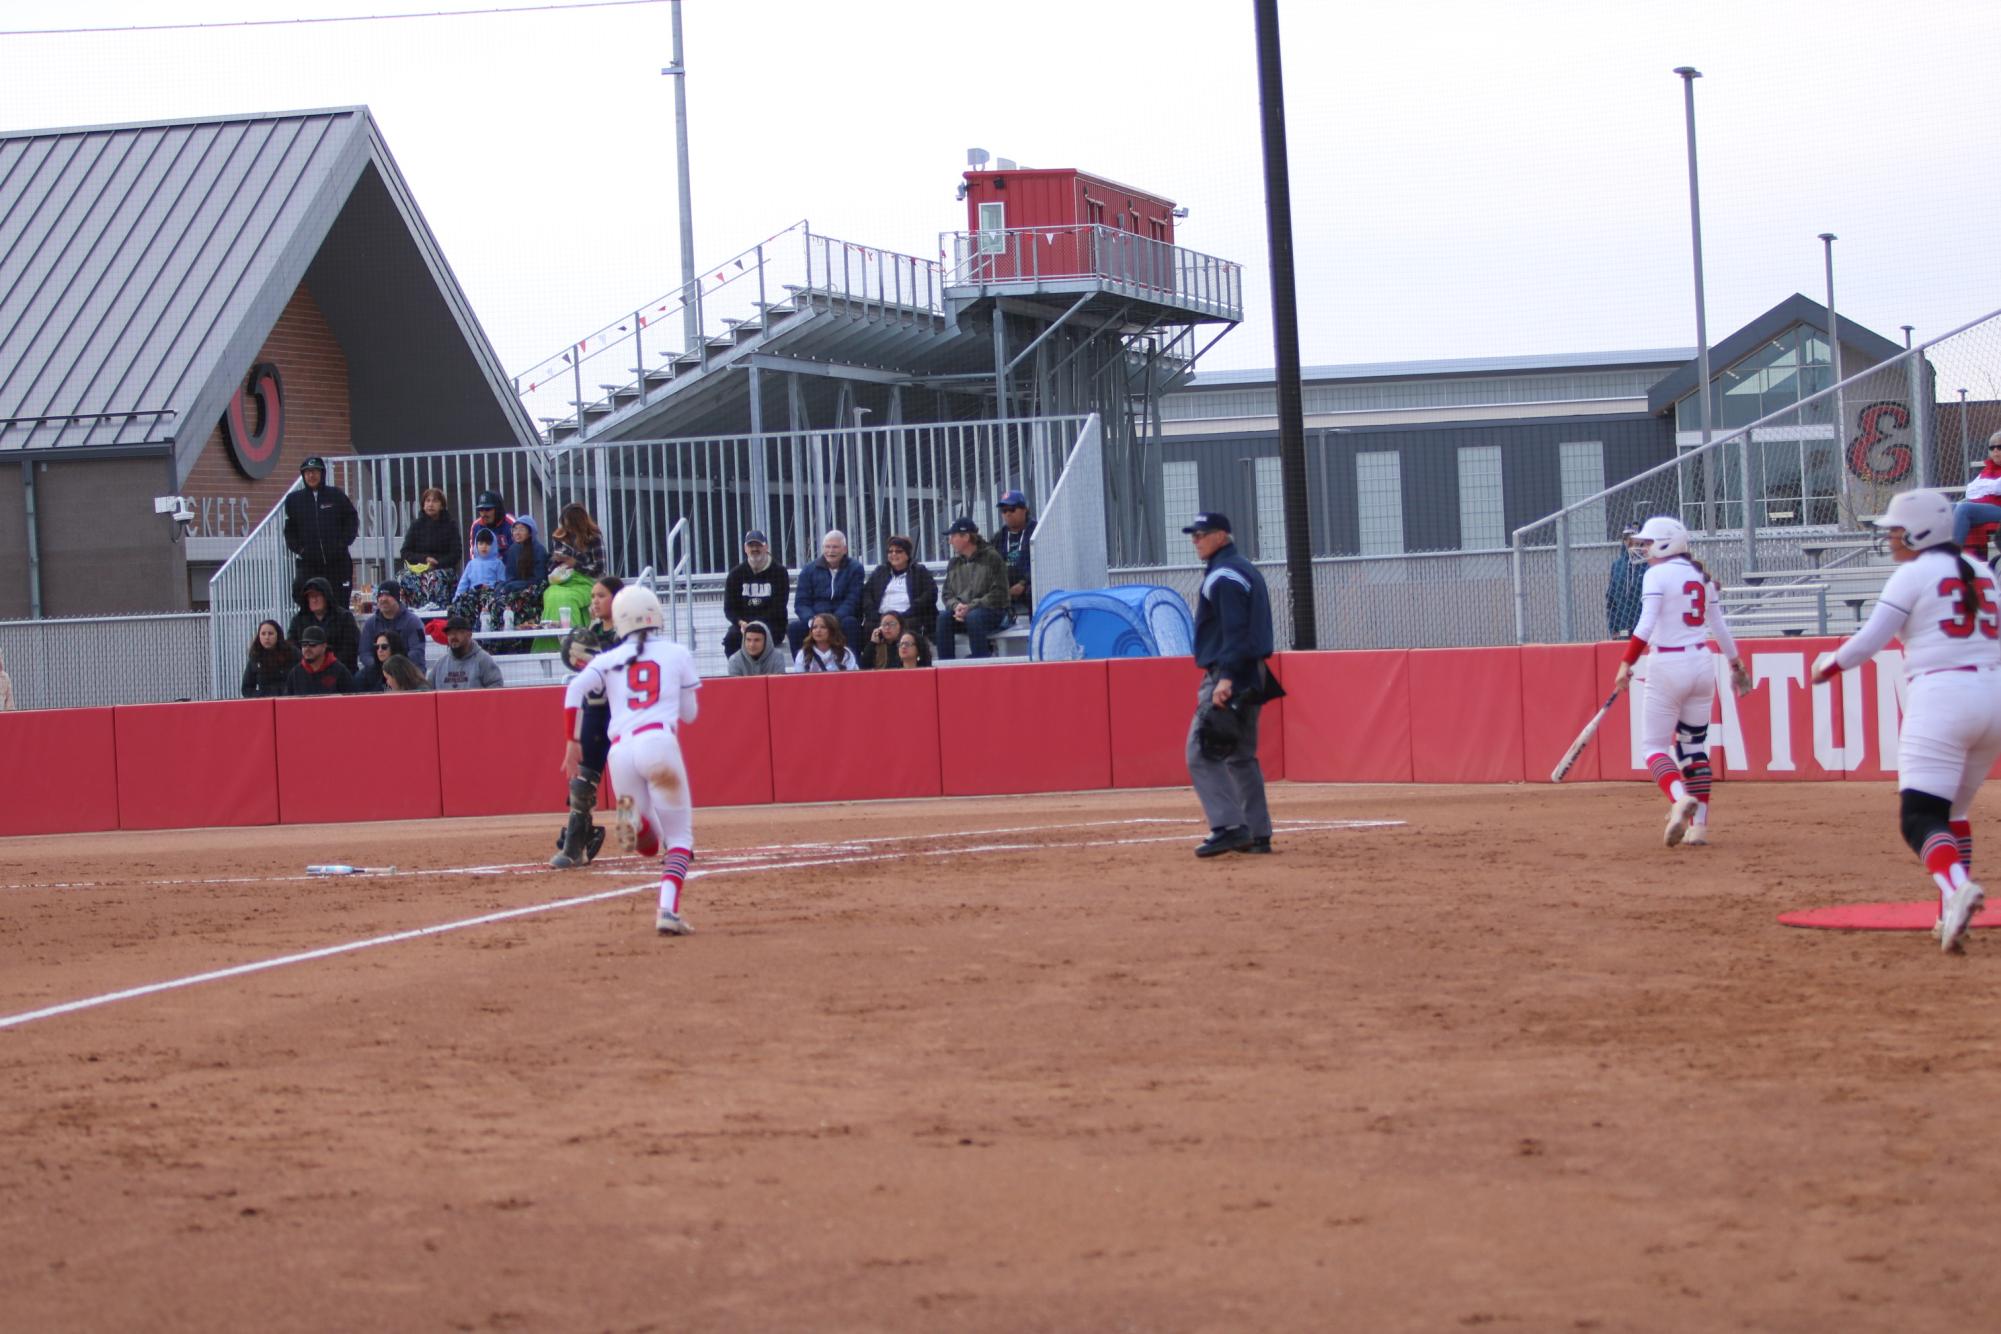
[1813,489,2001,952]
[562,585,702,936]
[1611,516,1751,848]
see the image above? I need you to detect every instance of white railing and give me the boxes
[942,224,1243,322]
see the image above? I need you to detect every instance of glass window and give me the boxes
[1356,452,1404,555]
[1254,456,1286,560]
[1163,460,1200,559]
[1559,441,1605,542]
[1457,445,1504,550]
[977,202,1006,255]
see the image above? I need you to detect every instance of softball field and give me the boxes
[3,780,1997,1332]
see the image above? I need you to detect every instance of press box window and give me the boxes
[978,202,1006,255]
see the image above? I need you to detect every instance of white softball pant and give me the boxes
[609,725,695,852]
[1897,667,2001,817]
[1639,649,1715,758]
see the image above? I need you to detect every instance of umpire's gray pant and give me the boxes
[1186,672,1270,837]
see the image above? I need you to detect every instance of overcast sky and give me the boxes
[5,0,1998,390]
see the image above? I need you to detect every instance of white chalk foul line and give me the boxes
[0,818,1403,1031]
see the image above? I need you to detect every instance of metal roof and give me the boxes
[1181,347,1696,391]
[1645,292,1905,416]
[0,107,534,474]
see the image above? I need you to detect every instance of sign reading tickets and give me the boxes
[223,362,285,479]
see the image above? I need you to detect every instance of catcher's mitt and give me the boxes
[1196,701,1245,761]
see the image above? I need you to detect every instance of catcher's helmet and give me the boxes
[611,585,664,638]
[1871,488,1955,550]
[1635,515,1691,562]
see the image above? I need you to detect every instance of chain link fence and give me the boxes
[1513,307,2001,644]
[1,613,210,712]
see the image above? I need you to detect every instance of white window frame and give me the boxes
[977,201,1006,256]
[1456,445,1505,551]
[1356,451,1404,556]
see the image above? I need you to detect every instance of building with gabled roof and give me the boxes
[0,106,535,616]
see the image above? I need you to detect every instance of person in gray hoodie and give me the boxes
[428,614,503,690]
[726,620,789,677]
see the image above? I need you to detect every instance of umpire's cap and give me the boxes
[1182,511,1232,535]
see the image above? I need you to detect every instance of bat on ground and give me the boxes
[1550,684,1625,783]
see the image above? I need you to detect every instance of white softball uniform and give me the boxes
[1631,556,1739,754]
[1831,549,2001,809]
[565,633,701,846]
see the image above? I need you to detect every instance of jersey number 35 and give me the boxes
[1938,577,2000,640]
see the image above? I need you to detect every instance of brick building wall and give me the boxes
[183,282,353,546]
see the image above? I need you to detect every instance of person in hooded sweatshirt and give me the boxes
[722,530,789,658]
[241,620,296,697]
[726,620,789,677]
[451,526,508,628]
[287,576,361,671]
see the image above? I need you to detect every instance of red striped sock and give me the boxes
[1648,753,1683,801]
[660,846,692,914]
[1923,832,1962,881]
[1951,819,1973,873]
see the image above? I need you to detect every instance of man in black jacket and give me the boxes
[721,530,789,658]
[283,455,359,607]
[285,626,354,696]
[1183,512,1280,858]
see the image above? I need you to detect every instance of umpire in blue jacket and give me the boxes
[1184,512,1281,857]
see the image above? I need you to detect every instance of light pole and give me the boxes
[1820,232,1847,522]
[1674,67,1744,565]
[661,0,698,356]
[1902,325,1915,349]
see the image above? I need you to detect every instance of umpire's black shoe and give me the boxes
[1196,827,1253,858]
[1236,835,1273,855]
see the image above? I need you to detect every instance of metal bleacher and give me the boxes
[1733,533,1891,637]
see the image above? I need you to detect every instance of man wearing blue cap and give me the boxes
[1183,512,1281,857]
[992,489,1036,619]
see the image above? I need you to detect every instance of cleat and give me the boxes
[1939,880,1985,954]
[1235,835,1274,855]
[614,795,640,854]
[1664,796,1699,848]
[655,908,693,936]
[1683,826,1709,847]
[550,848,579,870]
[1196,827,1253,858]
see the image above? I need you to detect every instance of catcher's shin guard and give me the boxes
[550,768,602,869]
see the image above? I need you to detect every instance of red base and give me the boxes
[1778,901,2001,932]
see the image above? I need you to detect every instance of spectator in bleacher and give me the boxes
[470,491,515,560]
[360,583,427,661]
[241,620,295,698]
[789,529,864,654]
[429,614,503,690]
[727,620,789,677]
[285,625,354,696]
[399,487,462,608]
[287,576,361,671]
[792,612,858,672]
[860,535,938,644]
[861,610,910,671]
[353,633,398,693]
[1952,430,2001,556]
[896,630,934,669]
[283,455,359,608]
[1606,526,1648,639]
[382,655,431,692]
[992,489,1036,619]
[936,517,1011,660]
[455,526,505,601]
[722,530,789,658]
[543,504,605,634]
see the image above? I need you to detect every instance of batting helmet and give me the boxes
[1635,515,1691,561]
[611,585,664,638]
[1873,488,1955,550]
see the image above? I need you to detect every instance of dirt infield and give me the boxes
[4,780,1999,1332]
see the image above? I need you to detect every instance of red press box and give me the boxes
[115,699,280,829]
[0,706,119,836]
[678,675,776,808]
[767,669,942,804]
[276,692,444,824]
[1406,647,1525,784]
[937,660,1112,796]
[1280,650,1413,782]
[436,685,570,817]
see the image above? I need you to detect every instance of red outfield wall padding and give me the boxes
[275,693,443,825]
[437,685,572,817]
[1407,647,1525,783]
[0,707,119,836]
[1106,657,1205,789]
[767,669,941,804]
[1521,644,1604,783]
[1280,650,1412,782]
[937,660,1111,796]
[115,700,280,830]
[678,676,775,808]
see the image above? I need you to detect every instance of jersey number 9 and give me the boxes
[625,660,662,707]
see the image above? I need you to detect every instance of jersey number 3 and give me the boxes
[1681,580,1707,628]
[624,660,662,707]
[1938,577,2000,639]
